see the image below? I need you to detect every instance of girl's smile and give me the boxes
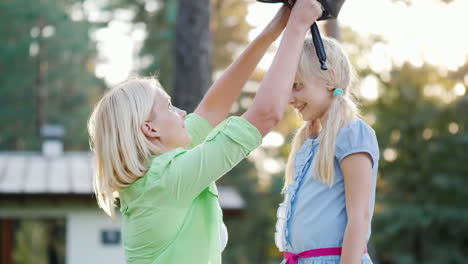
[295,103,307,113]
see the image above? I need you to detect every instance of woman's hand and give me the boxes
[287,0,323,32]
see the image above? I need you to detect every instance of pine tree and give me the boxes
[0,0,105,151]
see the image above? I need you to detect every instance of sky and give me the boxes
[247,0,468,72]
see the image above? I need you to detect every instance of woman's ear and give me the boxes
[141,122,160,139]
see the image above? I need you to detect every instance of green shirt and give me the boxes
[118,113,262,264]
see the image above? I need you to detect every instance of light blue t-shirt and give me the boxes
[275,118,379,264]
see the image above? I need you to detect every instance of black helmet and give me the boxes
[256,0,345,21]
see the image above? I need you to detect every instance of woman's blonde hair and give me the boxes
[88,77,165,218]
[284,37,359,189]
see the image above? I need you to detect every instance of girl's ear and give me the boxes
[325,69,337,90]
[141,122,160,139]
[328,68,336,80]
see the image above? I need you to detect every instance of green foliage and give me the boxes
[13,219,66,264]
[341,22,468,263]
[110,0,250,93]
[0,0,105,151]
[2,0,466,263]
[370,64,468,264]
[211,0,251,70]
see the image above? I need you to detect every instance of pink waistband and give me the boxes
[284,247,368,264]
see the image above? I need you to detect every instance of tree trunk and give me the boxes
[173,0,212,112]
[35,18,48,136]
[0,219,13,264]
[324,19,341,41]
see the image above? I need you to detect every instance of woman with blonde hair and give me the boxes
[88,1,323,263]
[274,37,380,264]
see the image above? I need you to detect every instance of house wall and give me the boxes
[67,211,125,264]
[0,203,126,264]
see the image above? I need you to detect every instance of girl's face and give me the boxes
[289,76,333,122]
[142,90,192,151]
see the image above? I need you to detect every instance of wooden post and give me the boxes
[0,218,13,264]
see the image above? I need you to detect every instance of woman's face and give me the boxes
[142,89,191,151]
[288,76,333,122]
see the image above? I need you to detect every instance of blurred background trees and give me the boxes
[0,0,106,151]
[340,24,468,263]
[0,0,466,263]
[369,63,468,264]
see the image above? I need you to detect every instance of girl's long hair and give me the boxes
[284,37,360,189]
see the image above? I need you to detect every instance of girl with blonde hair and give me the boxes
[274,37,380,264]
[88,1,323,263]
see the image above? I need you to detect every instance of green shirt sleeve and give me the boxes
[161,116,262,203]
[184,113,214,149]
